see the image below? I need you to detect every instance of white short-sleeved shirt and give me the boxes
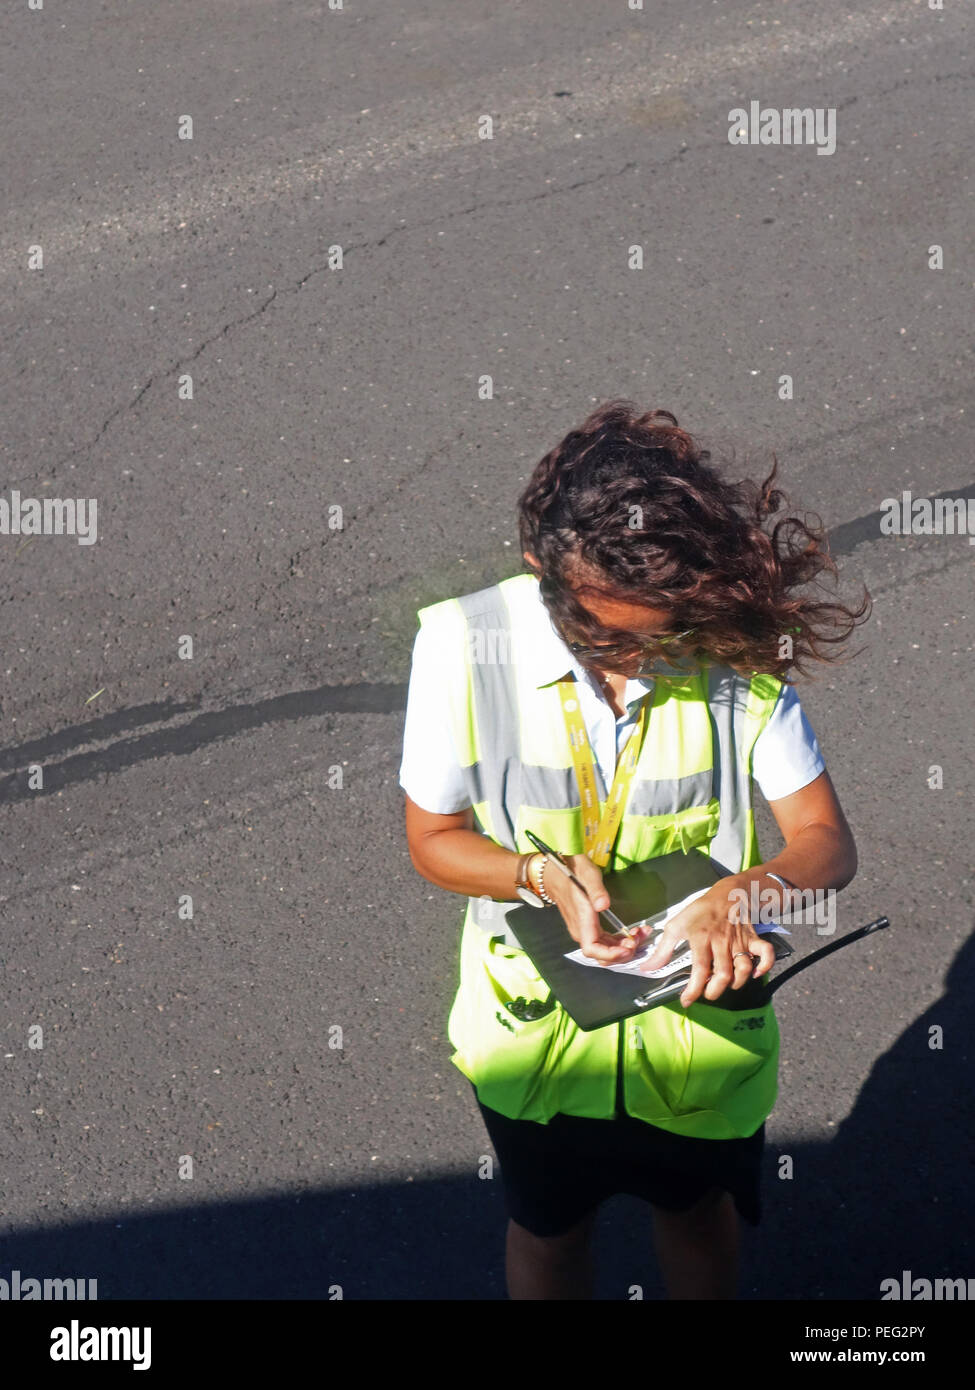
[399,581,826,815]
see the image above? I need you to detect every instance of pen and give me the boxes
[524,830,635,938]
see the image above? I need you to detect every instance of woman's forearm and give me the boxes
[719,821,858,922]
[410,828,525,900]
[758,821,857,892]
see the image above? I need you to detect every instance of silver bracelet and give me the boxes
[765,871,797,905]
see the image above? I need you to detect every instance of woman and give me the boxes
[399,401,867,1300]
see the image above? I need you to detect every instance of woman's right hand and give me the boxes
[532,853,651,964]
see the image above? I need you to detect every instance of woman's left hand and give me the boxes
[636,882,776,1007]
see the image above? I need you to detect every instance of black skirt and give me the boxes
[472,1081,766,1238]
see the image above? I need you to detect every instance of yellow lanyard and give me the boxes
[556,677,652,868]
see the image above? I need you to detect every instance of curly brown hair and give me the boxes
[516,400,870,682]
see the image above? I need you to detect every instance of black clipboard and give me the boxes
[503,848,794,1031]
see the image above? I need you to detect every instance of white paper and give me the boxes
[564,887,792,977]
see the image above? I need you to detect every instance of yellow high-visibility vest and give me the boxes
[417,573,784,1139]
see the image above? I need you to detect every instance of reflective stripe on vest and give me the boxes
[420,572,784,1137]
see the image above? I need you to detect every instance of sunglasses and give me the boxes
[562,628,697,663]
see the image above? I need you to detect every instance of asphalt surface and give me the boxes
[1,0,972,1300]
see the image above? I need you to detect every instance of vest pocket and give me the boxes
[618,797,721,865]
[628,1004,696,1119]
[677,1000,779,1129]
[447,922,561,1122]
[628,999,779,1135]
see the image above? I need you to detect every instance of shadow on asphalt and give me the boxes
[3,935,970,1299]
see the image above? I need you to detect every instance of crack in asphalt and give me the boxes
[1,284,280,491]
[4,11,967,490]
[2,160,639,494]
[5,49,971,494]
